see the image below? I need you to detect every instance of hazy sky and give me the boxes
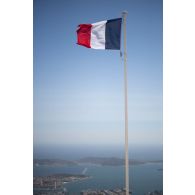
[34,0,162,148]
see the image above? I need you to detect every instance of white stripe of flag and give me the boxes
[90,21,107,49]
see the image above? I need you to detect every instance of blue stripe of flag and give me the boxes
[105,18,122,50]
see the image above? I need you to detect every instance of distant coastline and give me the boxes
[34,157,163,167]
[33,159,78,166]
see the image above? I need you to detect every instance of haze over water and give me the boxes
[34,144,162,161]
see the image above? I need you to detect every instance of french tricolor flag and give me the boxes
[77,18,122,50]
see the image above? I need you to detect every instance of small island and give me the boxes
[78,157,163,166]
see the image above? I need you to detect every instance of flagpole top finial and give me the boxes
[122,11,128,16]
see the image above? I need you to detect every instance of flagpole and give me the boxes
[122,11,129,195]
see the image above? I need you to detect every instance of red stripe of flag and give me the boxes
[77,24,92,48]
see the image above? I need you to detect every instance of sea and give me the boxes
[34,145,163,195]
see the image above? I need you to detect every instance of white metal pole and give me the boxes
[122,11,129,195]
